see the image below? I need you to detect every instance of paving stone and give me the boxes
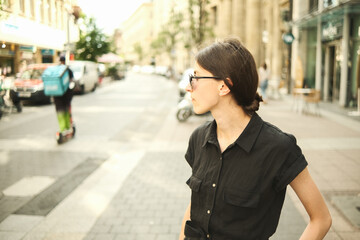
[91,233,114,240]
[0,232,25,240]
[90,224,111,234]
[155,233,178,240]
[86,151,189,239]
[135,233,156,240]
[110,225,131,234]
[113,233,136,240]
[337,231,360,240]
[0,214,43,232]
[149,224,170,234]
[129,225,150,234]
[331,195,360,228]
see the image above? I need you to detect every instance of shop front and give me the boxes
[322,18,343,104]
[0,42,15,77]
[348,14,360,108]
[293,1,360,108]
[0,15,70,75]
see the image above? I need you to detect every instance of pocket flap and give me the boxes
[186,175,202,192]
[224,190,260,208]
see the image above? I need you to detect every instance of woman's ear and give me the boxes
[219,81,231,96]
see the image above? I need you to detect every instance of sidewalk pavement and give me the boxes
[0,87,359,240]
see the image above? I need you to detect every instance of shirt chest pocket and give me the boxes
[223,189,260,208]
[186,175,202,192]
[222,189,260,221]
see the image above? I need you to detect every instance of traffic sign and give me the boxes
[282,32,295,45]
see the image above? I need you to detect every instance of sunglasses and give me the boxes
[189,74,222,90]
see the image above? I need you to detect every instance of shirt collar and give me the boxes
[202,120,218,147]
[202,113,263,153]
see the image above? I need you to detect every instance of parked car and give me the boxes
[97,63,106,84]
[13,63,55,103]
[68,60,98,94]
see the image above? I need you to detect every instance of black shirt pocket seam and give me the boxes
[223,189,260,208]
[186,175,203,192]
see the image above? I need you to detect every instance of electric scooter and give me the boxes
[56,106,76,144]
[176,92,211,122]
[176,92,193,122]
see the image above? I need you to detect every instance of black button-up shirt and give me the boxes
[185,113,308,240]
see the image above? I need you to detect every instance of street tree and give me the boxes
[187,0,214,50]
[75,16,111,62]
[133,42,144,63]
[0,0,9,19]
[150,8,183,78]
[151,8,183,55]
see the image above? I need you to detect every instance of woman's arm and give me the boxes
[179,202,191,240]
[290,167,332,240]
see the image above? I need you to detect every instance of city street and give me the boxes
[0,72,359,240]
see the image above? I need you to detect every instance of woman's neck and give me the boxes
[212,102,251,152]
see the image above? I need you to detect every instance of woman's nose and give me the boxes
[185,83,192,92]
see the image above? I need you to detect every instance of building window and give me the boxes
[349,16,360,107]
[309,0,319,13]
[56,0,60,28]
[324,0,339,8]
[30,0,35,18]
[39,0,44,22]
[19,0,25,14]
[305,27,317,88]
[212,6,218,26]
[59,1,64,29]
[47,0,51,23]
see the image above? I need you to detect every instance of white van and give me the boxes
[68,60,98,94]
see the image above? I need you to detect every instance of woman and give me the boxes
[258,62,270,102]
[179,38,331,240]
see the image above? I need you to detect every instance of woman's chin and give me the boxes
[193,107,207,115]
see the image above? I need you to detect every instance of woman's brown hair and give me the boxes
[195,38,262,115]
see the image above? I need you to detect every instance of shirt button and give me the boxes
[212,183,216,188]
[220,157,222,160]
[207,234,210,238]
[207,210,211,214]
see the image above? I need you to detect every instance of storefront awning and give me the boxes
[292,2,360,28]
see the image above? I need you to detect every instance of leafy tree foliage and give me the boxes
[187,0,214,50]
[150,0,213,68]
[133,42,144,62]
[75,17,110,62]
[151,8,183,58]
[0,1,9,19]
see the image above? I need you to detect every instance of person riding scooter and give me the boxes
[53,56,75,138]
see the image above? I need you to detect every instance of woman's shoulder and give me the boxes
[189,120,213,141]
[192,120,212,135]
[261,121,298,147]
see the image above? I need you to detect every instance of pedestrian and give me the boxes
[53,56,74,134]
[258,62,270,103]
[179,38,331,240]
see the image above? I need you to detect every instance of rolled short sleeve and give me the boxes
[185,131,196,168]
[273,134,308,192]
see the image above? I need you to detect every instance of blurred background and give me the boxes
[0,0,359,110]
[0,1,360,240]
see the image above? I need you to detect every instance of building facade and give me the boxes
[0,0,79,76]
[120,0,190,74]
[207,0,290,97]
[120,2,153,66]
[291,0,360,108]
